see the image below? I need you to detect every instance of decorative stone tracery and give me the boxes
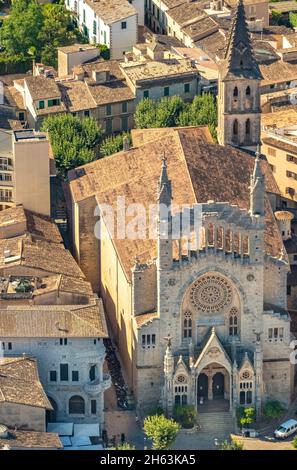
[189,274,233,313]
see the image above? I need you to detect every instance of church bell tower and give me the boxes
[217,0,263,150]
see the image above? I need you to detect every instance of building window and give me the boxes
[105,118,113,134]
[183,311,192,338]
[121,21,127,29]
[72,371,79,382]
[268,327,284,341]
[143,90,149,98]
[69,395,85,415]
[19,112,25,121]
[287,170,297,180]
[233,119,238,136]
[174,383,188,405]
[83,9,86,23]
[184,83,190,93]
[59,338,67,345]
[91,399,97,414]
[48,99,60,107]
[229,307,238,336]
[0,173,12,182]
[286,187,295,196]
[122,101,128,113]
[0,190,12,202]
[142,334,155,348]
[246,86,251,96]
[121,116,128,132]
[0,157,12,171]
[268,147,276,157]
[233,86,238,97]
[8,342,12,350]
[39,100,45,109]
[50,371,57,382]
[106,104,112,116]
[89,365,97,382]
[286,154,297,163]
[245,119,250,136]
[93,20,97,35]
[164,86,170,97]
[60,364,69,381]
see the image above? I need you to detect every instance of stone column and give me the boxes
[222,227,226,252]
[205,225,208,250]
[213,224,218,250]
[208,373,213,401]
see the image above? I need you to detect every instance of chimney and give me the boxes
[123,135,130,151]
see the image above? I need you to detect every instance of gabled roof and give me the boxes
[220,0,263,81]
[0,357,51,409]
[68,126,282,281]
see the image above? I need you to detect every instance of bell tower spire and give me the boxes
[217,0,262,150]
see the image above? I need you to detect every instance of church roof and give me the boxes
[220,0,263,81]
[69,126,283,281]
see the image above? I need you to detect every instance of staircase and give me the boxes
[198,411,235,438]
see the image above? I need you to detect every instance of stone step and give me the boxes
[198,412,235,435]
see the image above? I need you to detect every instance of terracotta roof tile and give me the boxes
[0,429,62,449]
[69,127,283,280]
[135,312,158,328]
[0,357,51,409]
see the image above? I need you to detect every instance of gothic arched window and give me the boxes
[229,307,238,336]
[233,119,238,136]
[246,119,251,136]
[246,86,251,96]
[233,86,238,97]
[183,311,192,338]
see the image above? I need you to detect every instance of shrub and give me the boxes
[144,414,180,450]
[263,401,284,420]
[173,405,197,429]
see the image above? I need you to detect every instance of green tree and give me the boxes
[38,3,77,67]
[154,96,186,128]
[100,133,131,157]
[173,405,197,429]
[134,98,157,129]
[236,407,256,429]
[41,114,103,177]
[219,439,244,450]
[96,44,110,60]
[263,401,284,420]
[112,442,136,450]
[292,435,297,449]
[1,0,43,58]
[134,94,217,139]
[143,414,180,450]
[289,12,297,29]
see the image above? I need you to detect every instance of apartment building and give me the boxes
[66,0,140,59]
[262,109,297,207]
[0,129,51,216]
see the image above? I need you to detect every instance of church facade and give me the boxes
[68,1,296,418]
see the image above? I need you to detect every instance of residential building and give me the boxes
[0,357,52,432]
[217,0,262,149]
[66,0,139,59]
[120,54,199,102]
[262,118,297,207]
[0,129,51,216]
[57,44,100,77]
[0,205,110,429]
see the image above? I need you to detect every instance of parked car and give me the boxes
[274,419,297,439]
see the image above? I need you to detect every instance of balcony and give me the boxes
[84,374,111,396]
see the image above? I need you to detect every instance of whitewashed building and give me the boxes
[66,0,142,59]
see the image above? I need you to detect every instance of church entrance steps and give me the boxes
[197,411,235,436]
[198,398,230,413]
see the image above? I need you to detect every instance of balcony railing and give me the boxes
[84,374,111,396]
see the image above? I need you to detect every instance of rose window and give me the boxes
[176,375,186,383]
[241,370,251,380]
[189,274,233,313]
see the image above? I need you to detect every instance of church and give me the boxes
[68,0,296,417]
